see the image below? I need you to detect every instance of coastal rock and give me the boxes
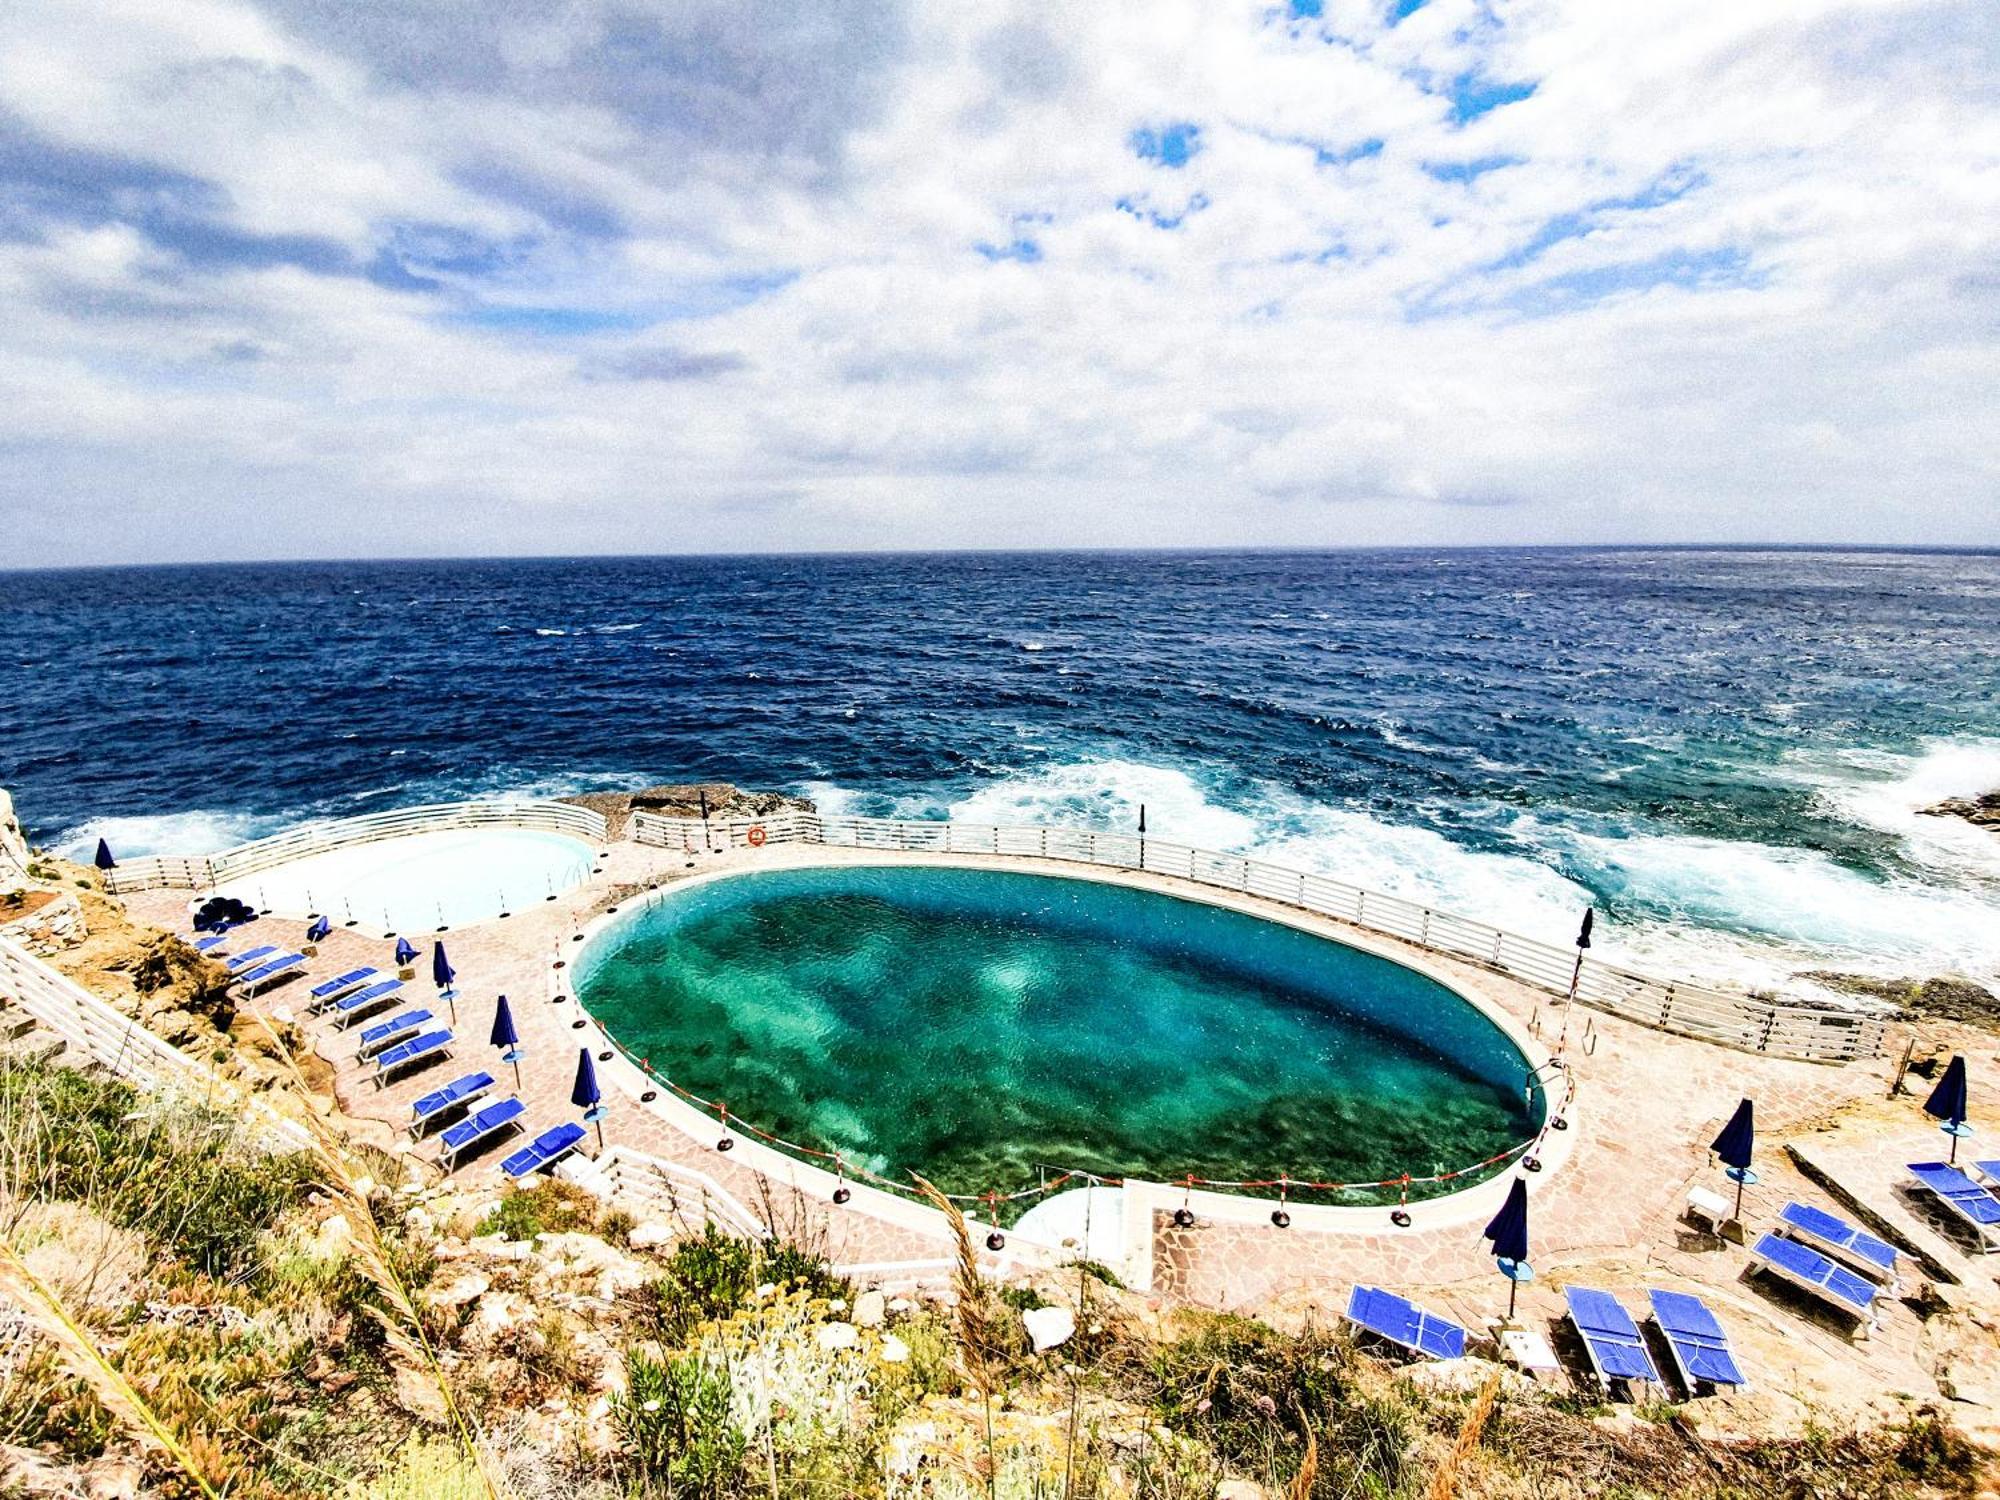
[1800,971,2000,1028]
[560,782,815,839]
[0,788,27,874]
[1918,789,2000,830]
[626,1219,674,1250]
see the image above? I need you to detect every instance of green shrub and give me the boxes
[614,1349,745,1500]
[0,1060,311,1280]
[474,1179,600,1242]
[635,1224,848,1349]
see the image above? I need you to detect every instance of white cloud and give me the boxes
[0,0,1995,565]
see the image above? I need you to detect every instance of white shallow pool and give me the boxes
[217,828,595,932]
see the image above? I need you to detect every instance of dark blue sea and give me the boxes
[5,548,1998,995]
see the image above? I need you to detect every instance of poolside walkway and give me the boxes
[120,835,2000,1441]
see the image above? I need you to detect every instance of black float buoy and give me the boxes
[570,1019,586,1030]
[641,1090,658,1103]
[597,1050,612,1062]
[986,1231,1005,1251]
[717,1136,734,1151]
[833,1186,852,1205]
[1524,1156,1542,1173]
[1391,1209,1412,1228]
[1172,1207,1196,1229]
[1551,1117,1568,1132]
[1270,1209,1291,1229]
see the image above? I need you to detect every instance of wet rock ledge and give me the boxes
[559,782,815,840]
[1919,788,2000,829]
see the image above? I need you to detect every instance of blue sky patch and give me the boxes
[1390,0,1431,20]
[1423,155,1518,184]
[1115,192,1209,230]
[976,236,1042,262]
[1130,122,1202,168]
[1289,0,1323,17]
[447,304,653,336]
[1507,246,1756,314]
[1446,74,1536,124]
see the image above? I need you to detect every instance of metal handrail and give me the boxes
[104,799,607,895]
[630,809,1888,1065]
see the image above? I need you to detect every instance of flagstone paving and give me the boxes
[122,832,2000,1431]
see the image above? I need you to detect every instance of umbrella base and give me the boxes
[1719,1217,1748,1245]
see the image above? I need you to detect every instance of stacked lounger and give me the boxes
[1343,1286,1467,1360]
[1564,1287,1660,1395]
[439,1098,526,1170]
[329,979,405,1027]
[372,1030,453,1086]
[1906,1162,2000,1253]
[409,1072,496,1137]
[355,1009,434,1063]
[1776,1201,1901,1288]
[502,1123,587,1180]
[1646,1290,1746,1393]
[235,952,306,993]
[1748,1232,1877,1335]
[308,968,379,1011]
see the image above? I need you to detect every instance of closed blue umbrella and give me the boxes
[306,914,332,944]
[573,1045,605,1148]
[490,995,522,1090]
[1925,1055,1971,1164]
[394,937,419,967]
[431,941,455,993]
[1711,1098,1757,1228]
[1483,1177,1532,1320]
[93,839,116,872]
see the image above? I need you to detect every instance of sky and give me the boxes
[0,0,1996,566]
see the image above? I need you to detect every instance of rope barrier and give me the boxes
[594,1021,1577,1211]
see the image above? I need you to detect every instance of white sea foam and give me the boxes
[1787,737,2000,883]
[910,754,2000,997]
[53,808,284,860]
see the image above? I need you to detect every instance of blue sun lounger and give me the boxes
[224,945,279,972]
[355,1009,434,1062]
[1973,1160,2000,1190]
[1343,1286,1466,1360]
[1646,1290,1746,1394]
[439,1097,526,1170]
[409,1072,496,1137]
[235,952,305,992]
[501,1122,587,1180]
[309,968,378,1009]
[1907,1162,2000,1253]
[371,1029,453,1086]
[192,933,227,954]
[1564,1287,1659,1395]
[1748,1232,1877,1335]
[1778,1201,1901,1287]
[330,979,404,1026]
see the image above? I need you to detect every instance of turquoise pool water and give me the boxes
[575,865,1543,1204]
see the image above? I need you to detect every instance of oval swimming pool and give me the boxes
[575,864,1544,1204]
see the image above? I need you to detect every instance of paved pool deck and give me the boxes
[121,834,2000,1439]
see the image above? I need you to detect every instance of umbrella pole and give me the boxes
[511,1058,522,1091]
[1506,1275,1519,1323]
[593,1117,604,1152]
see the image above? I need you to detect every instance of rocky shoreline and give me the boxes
[1918,787,2000,829]
[558,781,816,840]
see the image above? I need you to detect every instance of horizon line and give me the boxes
[8,539,1999,576]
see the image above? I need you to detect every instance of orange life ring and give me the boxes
[745,825,768,847]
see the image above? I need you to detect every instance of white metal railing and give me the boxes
[104,799,607,896]
[592,1145,770,1239]
[631,810,1888,1065]
[0,936,312,1151]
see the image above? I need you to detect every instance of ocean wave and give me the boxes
[1784,736,2000,883]
[900,756,2000,996]
[53,808,288,860]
